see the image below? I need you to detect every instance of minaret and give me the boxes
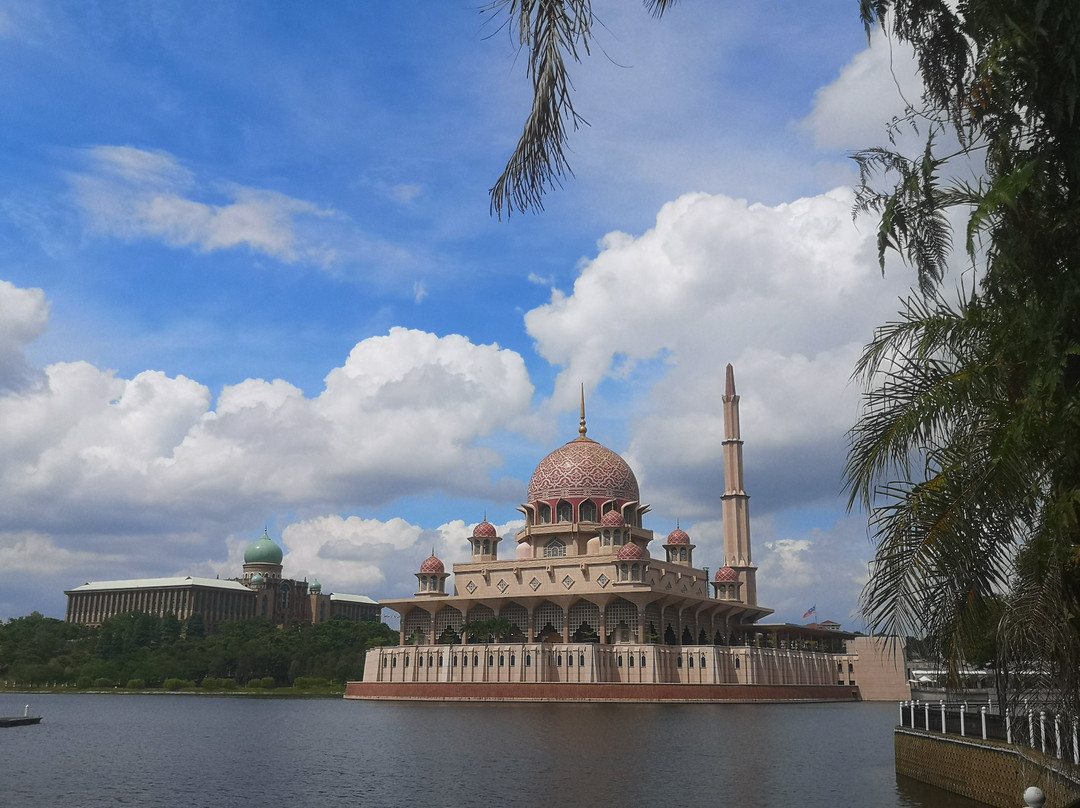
[721,364,757,605]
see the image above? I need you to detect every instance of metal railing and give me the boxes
[899,699,1080,765]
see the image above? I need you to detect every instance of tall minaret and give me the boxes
[721,364,758,605]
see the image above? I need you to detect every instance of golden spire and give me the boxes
[579,383,587,438]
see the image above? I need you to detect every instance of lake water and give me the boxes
[1,694,988,807]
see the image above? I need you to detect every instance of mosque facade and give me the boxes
[65,531,380,632]
[348,366,910,701]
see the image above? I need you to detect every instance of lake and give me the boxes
[1,694,988,807]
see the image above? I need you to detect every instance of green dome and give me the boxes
[309,579,322,593]
[250,573,265,585]
[244,530,283,565]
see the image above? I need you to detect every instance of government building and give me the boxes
[347,366,909,702]
[65,531,380,633]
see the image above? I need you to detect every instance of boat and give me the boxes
[0,706,42,727]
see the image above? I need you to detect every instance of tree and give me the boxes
[485,0,676,218]
[846,0,1080,718]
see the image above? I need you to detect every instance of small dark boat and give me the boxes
[0,706,42,727]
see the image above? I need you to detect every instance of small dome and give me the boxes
[250,573,265,585]
[244,530,284,565]
[472,520,498,538]
[715,566,738,583]
[666,527,690,545]
[310,579,322,593]
[617,542,645,561]
[420,554,445,574]
[601,510,626,527]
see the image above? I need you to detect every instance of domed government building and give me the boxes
[65,531,379,632]
[347,367,910,702]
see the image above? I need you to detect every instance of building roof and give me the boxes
[329,593,379,604]
[528,437,639,504]
[66,576,253,594]
[244,530,284,565]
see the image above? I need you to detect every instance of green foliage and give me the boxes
[849,0,1080,714]
[0,613,396,691]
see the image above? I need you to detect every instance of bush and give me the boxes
[259,677,276,689]
[162,678,194,691]
[76,677,92,689]
[245,679,263,689]
[200,678,221,689]
[220,678,236,689]
[293,676,332,689]
[94,677,113,688]
[126,679,145,689]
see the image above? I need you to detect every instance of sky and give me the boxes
[0,1,935,628]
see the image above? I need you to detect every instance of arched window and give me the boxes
[557,654,563,667]
[556,501,573,523]
[488,654,494,666]
[580,501,597,522]
[482,539,491,554]
[619,563,629,581]
[499,655,505,667]
[631,564,641,582]
[418,656,424,668]
[701,656,707,668]
[679,548,687,562]
[567,654,574,667]
[628,655,634,667]
[510,654,516,667]
[463,655,469,667]
[526,654,532,667]
[676,656,683,668]
[473,654,479,666]
[539,503,551,524]
[544,539,566,558]
[579,654,585,666]
[404,657,409,667]
[602,530,611,546]
[688,655,694,668]
[473,541,481,556]
[453,655,458,666]
[617,655,623,667]
[735,657,740,669]
[602,501,615,515]
[640,655,647,668]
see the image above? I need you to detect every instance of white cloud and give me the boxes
[524,187,912,516]
[0,280,49,393]
[413,280,428,303]
[72,145,339,266]
[800,29,922,150]
[0,531,126,576]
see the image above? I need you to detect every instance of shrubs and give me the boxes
[162,678,196,691]
[126,679,145,689]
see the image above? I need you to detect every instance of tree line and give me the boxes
[0,611,396,690]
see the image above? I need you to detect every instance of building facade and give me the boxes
[66,531,380,631]
[355,366,907,698]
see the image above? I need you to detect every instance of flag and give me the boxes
[802,604,816,619]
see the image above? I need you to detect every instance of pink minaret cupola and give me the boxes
[470,516,501,562]
[599,508,628,551]
[712,565,742,601]
[415,550,449,596]
[721,364,757,605]
[663,521,695,566]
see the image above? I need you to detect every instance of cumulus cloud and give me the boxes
[525,188,913,518]
[72,145,339,266]
[0,290,535,559]
[800,28,922,150]
[0,280,49,393]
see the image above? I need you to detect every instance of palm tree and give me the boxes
[845,286,1080,718]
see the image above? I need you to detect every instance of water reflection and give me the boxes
[2,695,986,807]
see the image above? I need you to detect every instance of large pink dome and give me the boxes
[715,566,738,582]
[528,437,639,503]
[601,509,626,527]
[617,542,645,560]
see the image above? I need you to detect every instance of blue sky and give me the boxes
[0,1,931,627]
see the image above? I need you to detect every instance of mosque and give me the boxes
[346,366,910,702]
[65,531,380,632]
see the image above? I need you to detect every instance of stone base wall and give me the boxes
[895,728,1080,808]
[344,681,860,703]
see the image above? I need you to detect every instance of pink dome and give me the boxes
[600,509,626,527]
[666,527,690,545]
[420,555,445,574]
[472,520,497,538]
[714,566,738,582]
[617,542,645,561]
[528,437,639,503]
